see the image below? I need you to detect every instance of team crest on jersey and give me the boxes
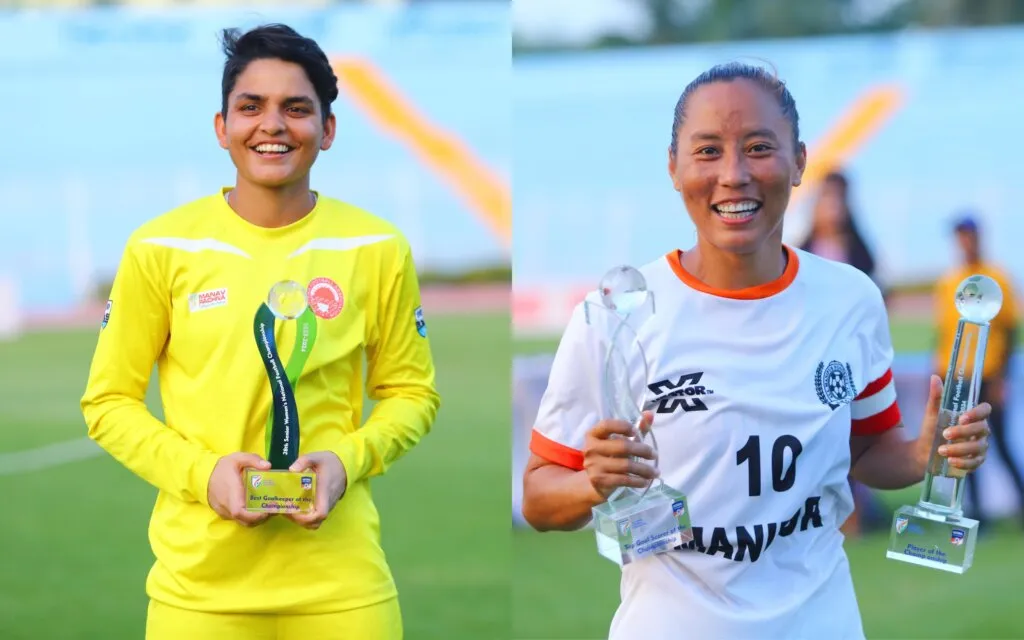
[815,360,856,410]
[895,516,909,535]
[188,288,228,313]
[645,372,713,414]
[307,277,344,320]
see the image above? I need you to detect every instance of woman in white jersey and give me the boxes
[522,63,993,639]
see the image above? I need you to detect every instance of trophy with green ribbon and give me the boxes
[244,280,318,514]
[886,274,1003,573]
[586,266,693,566]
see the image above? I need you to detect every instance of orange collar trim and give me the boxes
[665,245,799,300]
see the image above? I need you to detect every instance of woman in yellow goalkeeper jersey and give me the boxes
[81,23,440,640]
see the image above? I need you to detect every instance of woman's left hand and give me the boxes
[284,451,349,530]
[917,374,992,473]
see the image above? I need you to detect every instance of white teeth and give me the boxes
[715,201,759,213]
[718,210,755,220]
[255,144,291,153]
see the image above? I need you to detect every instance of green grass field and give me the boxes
[512,318,1024,640]
[3,314,1023,639]
[0,312,510,640]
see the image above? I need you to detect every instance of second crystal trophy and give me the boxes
[586,266,693,566]
[885,274,1002,573]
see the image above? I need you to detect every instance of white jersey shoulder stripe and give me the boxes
[141,237,251,258]
[289,235,394,258]
[850,378,897,420]
[851,370,902,435]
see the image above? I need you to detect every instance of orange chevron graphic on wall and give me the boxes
[792,84,905,205]
[333,56,511,249]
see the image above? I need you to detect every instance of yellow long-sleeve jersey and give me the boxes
[81,188,440,614]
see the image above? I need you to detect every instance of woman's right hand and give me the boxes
[207,452,273,527]
[582,411,659,500]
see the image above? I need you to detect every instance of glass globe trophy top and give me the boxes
[600,266,649,316]
[954,275,1002,324]
[267,280,308,321]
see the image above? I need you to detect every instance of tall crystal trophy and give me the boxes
[244,280,319,514]
[586,266,693,566]
[885,274,1003,573]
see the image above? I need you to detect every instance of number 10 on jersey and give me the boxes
[586,266,693,566]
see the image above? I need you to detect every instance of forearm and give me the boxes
[83,397,220,504]
[850,433,926,490]
[332,388,439,489]
[522,465,605,532]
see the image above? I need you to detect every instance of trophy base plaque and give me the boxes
[885,504,978,574]
[593,483,693,567]
[244,469,317,514]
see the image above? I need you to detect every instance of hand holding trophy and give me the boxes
[245,280,319,514]
[585,266,693,566]
[886,274,1002,573]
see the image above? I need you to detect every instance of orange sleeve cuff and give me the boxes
[529,430,584,470]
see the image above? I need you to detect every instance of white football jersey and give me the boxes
[530,246,901,640]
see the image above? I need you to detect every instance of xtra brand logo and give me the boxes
[188,288,228,313]
[646,372,713,414]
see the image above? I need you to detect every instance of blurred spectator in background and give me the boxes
[934,213,1024,528]
[799,170,880,288]
[799,169,887,538]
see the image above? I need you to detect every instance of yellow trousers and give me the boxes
[145,597,402,640]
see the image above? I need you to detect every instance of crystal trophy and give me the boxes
[885,274,1002,573]
[244,280,318,513]
[586,266,693,566]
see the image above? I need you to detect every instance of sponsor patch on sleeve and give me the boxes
[101,299,112,330]
[415,306,427,337]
